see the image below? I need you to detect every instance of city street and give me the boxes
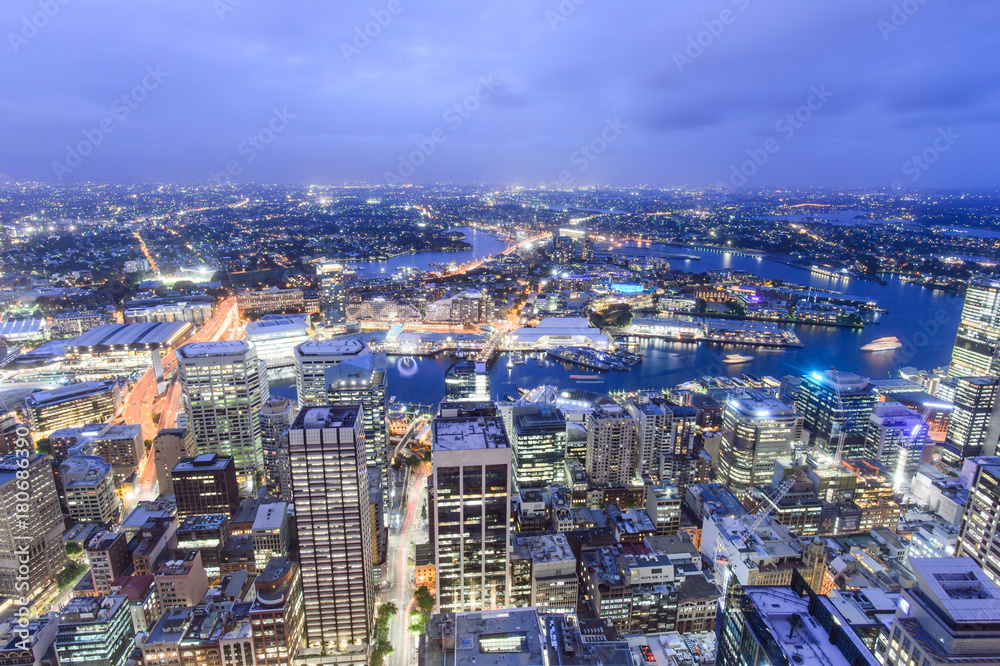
[386,466,429,666]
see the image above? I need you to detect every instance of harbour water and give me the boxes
[271,237,964,406]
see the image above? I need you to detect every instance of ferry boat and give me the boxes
[570,374,603,382]
[506,356,515,369]
[722,354,755,364]
[861,336,902,352]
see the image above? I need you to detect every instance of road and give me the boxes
[424,232,551,280]
[387,466,428,666]
[122,297,242,501]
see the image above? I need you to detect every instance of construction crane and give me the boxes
[714,474,798,605]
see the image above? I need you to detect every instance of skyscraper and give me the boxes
[626,395,670,479]
[444,360,491,402]
[586,404,636,487]
[942,376,1000,465]
[797,370,876,460]
[259,396,296,499]
[177,341,269,487]
[325,352,388,476]
[500,404,567,489]
[0,453,68,604]
[865,402,926,491]
[430,409,511,612]
[879,558,1000,666]
[318,261,346,328]
[955,456,1000,583]
[719,393,802,495]
[152,427,195,496]
[950,276,1000,378]
[288,405,374,657]
[293,339,368,407]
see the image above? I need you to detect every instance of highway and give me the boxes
[424,232,551,280]
[387,465,429,666]
[123,297,243,502]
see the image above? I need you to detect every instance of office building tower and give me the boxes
[154,549,209,609]
[586,404,636,487]
[717,580,879,666]
[59,455,121,525]
[500,404,567,488]
[326,351,388,480]
[245,315,310,369]
[430,409,512,612]
[955,456,1000,583]
[85,531,132,594]
[259,396,296,498]
[719,393,802,495]
[250,557,306,666]
[318,261,347,327]
[444,360,491,402]
[0,454,68,603]
[942,376,1000,464]
[288,406,374,655]
[0,409,31,456]
[172,453,240,518]
[152,427,195,497]
[509,534,579,613]
[54,596,135,666]
[176,513,230,570]
[950,276,1000,378]
[23,380,121,433]
[865,402,926,491]
[177,340,269,487]
[877,558,1000,666]
[798,370,877,459]
[552,227,593,263]
[293,339,368,407]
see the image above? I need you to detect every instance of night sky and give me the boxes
[1,0,998,188]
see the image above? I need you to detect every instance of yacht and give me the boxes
[723,354,755,364]
[861,336,902,352]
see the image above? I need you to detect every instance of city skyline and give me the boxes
[1,1,997,187]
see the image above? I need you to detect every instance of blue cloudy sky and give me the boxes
[1,0,998,187]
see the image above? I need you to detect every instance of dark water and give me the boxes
[271,244,964,405]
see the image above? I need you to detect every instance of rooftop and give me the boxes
[909,557,1000,623]
[433,416,510,451]
[292,405,360,430]
[294,338,366,358]
[176,340,251,358]
[173,452,234,473]
[25,380,116,407]
[59,595,126,624]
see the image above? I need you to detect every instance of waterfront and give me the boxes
[271,242,964,406]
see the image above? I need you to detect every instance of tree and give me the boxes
[414,585,435,617]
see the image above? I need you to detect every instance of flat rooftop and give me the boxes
[294,339,366,358]
[176,340,251,358]
[910,557,1000,623]
[25,380,115,407]
[173,452,234,473]
[743,587,857,666]
[433,416,510,451]
[67,321,193,351]
[292,405,360,430]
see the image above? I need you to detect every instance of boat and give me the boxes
[723,354,755,364]
[570,374,603,382]
[861,336,903,352]
[506,356,514,369]
[512,351,526,364]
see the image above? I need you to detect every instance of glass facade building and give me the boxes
[950,277,1000,378]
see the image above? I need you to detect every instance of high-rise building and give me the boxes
[152,427,195,496]
[23,380,121,433]
[950,276,1000,378]
[172,453,240,518]
[0,453,68,604]
[797,370,876,459]
[717,580,879,666]
[444,360,491,402]
[877,558,1000,666]
[326,351,388,478]
[955,456,1000,583]
[865,402,926,491]
[626,395,670,479]
[259,396,296,499]
[318,261,347,327]
[59,455,121,525]
[500,404,567,488]
[54,596,135,666]
[288,405,374,656]
[719,393,802,495]
[250,556,305,666]
[293,339,368,407]
[942,377,1000,465]
[85,531,132,595]
[430,409,512,612]
[586,404,636,487]
[177,340,269,487]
